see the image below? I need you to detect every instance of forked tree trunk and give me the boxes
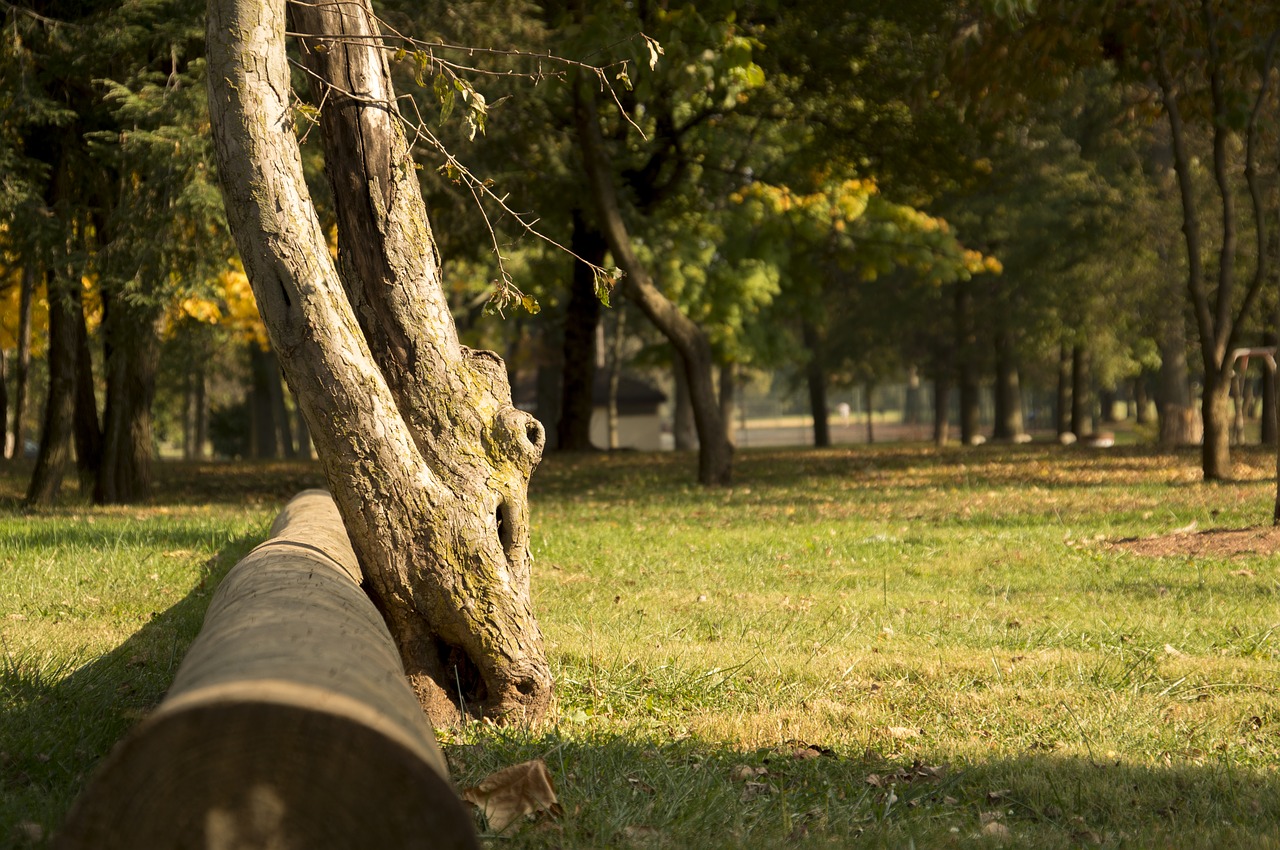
[207,0,550,724]
[574,78,732,485]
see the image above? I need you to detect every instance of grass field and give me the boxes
[2,444,1279,848]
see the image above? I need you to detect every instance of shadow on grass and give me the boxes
[443,731,1280,849]
[0,530,262,847]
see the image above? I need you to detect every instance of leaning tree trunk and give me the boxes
[574,78,731,485]
[208,0,550,725]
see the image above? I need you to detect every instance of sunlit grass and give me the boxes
[3,444,1280,847]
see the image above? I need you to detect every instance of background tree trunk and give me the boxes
[0,351,8,457]
[73,292,102,492]
[95,304,160,503]
[556,210,606,452]
[1056,341,1071,438]
[719,362,737,447]
[26,270,77,505]
[802,320,830,448]
[954,281,980,444]
[992,331,1023,441]
[932,342,951,446]
[1070,345,1091,438]
[8,265,36,459]
[672,362,697,450]
[209,0,551,724]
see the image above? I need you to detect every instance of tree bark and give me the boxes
[719,361,737,447]
[8,265,36,459]
[249,344,280,459]
[26,270,77,505]
[932,340,951,446]
[992,331,1023,441]
[574,77,731,485]
[1267,347,1279,447]
[1070,345,1091,438]
[864,382,875,444]
[0,350,8,456]
[606,305,626,450]
[208,0,550,724]
[802,319,830,448]
[1055,341,1071,437]
[73,293,102,490]
[672,359,697,450]
[94,302,160,504]
[954,280,980,444]
[556,210,606,452]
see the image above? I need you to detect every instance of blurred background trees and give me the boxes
[3,0,1279,496]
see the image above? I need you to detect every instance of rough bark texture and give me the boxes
[556,210,605,452]
[58,490,478,850]
[208,0,550,724]
[574,78,731,485]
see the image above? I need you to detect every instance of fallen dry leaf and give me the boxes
[731,764,768,782]
[981,821,1012,843]
[886,726,922,740]
[622,825,662,844]
[461,759,563,833]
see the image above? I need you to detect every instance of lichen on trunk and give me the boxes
[206,0,551,725]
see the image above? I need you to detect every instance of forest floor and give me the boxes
[3,441,1280,848]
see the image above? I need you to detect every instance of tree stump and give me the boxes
[57,490,478,849]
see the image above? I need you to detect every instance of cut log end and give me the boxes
[57,701,476,850]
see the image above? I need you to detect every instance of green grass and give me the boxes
[3,446,1280,848]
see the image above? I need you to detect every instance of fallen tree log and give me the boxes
[57,490,479,849]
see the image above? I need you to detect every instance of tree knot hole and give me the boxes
[436,637,487,717]
[495,500,514,555]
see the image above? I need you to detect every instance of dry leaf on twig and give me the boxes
[461,759,564,832]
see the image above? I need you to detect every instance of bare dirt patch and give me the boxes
[1112,524,1280,558]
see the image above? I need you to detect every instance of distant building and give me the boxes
[516,373,667,451]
